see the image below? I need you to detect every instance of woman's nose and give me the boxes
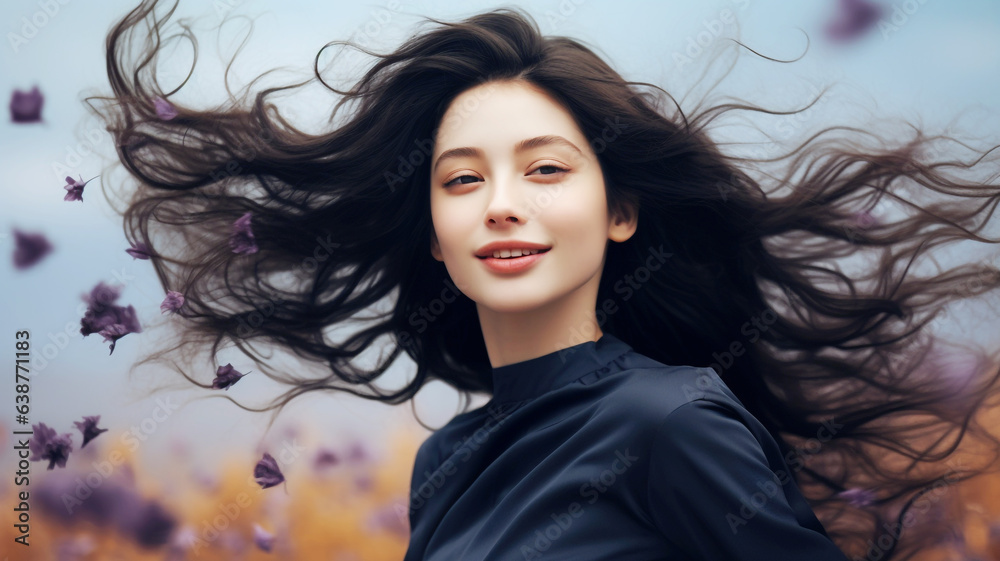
[483,174,525,226]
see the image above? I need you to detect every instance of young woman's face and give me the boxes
[429,80,635,314]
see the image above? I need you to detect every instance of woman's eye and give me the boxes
[443,175,481,187]
[442,165,568,187]
[529,164,568,177]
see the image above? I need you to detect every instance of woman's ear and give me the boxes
[608,200,638,243]
[430,230,443,261]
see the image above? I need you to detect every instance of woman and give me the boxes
[89,1,1000,559]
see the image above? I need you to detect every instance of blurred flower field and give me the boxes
[0,418,423,560]
[5,409,1000,559]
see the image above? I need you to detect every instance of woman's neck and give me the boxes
[475,280,604,368]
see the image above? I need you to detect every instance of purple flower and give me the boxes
[29,422,73,470]
[825,0,883,43]
[64,179,84,201]
[73,415,108,448]
[252,523,275,552]
[229,211,258,254]
[212,363,247,390]
[10,86,43,123]
[153,96,178,120]
[161,291,185,314]
[37,469,176,549]
[125,241,151,260]
[98,306,142,355]
[313,448,340,470]
[35,468,130,524]
[80,282,143,354]
[253,452,285,489]
[837,487,876,507]
[128,501,177,548]
[13,229,53,269]
[63,175,91,202]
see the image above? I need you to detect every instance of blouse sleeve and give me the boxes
[646,399,849,560]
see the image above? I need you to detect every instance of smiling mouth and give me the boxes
[476,247,552,259]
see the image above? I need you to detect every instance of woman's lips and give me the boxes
[478,248,550,274]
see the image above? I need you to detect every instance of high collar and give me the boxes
[489,332,633,404]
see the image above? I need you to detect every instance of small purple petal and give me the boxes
[253,452,285,489]
[64,186,84,202]
[252,523,275,552]
[80,283,143,352]
[73,415,109,448]
[825,0,883,43]
[96,305,142,355]
[229,211,258,254]
[837,487,876,507]
[29,422,73,470]
[64,180,84,201]
[13,229,53,269]
[125,241,152,260]
[10,86,43,123]
[62,174,99,202]
[160,291,185,314]
[212,363,247,390]
[153,96,178,120]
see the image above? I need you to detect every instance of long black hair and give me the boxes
[86,1,1000,558]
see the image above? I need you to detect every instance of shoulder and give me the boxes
[605,356,771,466]
[410,399,500,475]
[597,351,745,427]
[649,397,761,456]
[642,397,849,560]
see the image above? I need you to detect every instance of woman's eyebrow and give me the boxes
[432,135,584,173]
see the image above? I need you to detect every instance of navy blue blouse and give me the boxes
[403,332,849,560]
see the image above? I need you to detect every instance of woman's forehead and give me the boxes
[433,81,586,154]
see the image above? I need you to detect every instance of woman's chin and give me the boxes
[474,295,552,316]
